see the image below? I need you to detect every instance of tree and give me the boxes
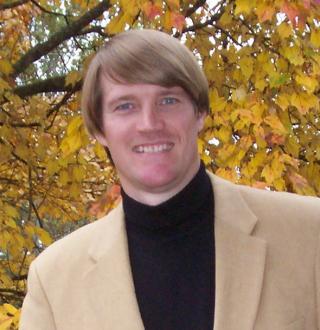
[0,0,319,328]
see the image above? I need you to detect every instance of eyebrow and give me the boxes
[105,95,135,108]
[105,87,185,108]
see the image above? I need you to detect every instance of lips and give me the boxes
[133,143,174,153]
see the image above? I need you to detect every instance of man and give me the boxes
[20,29,320,330]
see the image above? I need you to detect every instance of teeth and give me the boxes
[134,143,173,153]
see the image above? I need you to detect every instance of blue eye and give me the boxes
[115,103,134,111]
[160,97,178,105]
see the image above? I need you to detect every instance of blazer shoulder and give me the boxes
[33,203,124,270]
[207,170,320,227]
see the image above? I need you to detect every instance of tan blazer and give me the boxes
[20,173,320,330]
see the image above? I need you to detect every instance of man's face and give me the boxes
[96,76,205,204]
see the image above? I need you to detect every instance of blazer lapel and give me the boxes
[209,173,267,330]
[83,205,144,330]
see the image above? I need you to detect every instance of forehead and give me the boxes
[99,75,188,100]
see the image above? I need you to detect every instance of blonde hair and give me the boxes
[81,29,209,137]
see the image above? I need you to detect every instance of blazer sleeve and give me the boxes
[19,262,56,330]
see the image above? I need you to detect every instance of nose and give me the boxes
[136,105,165,132]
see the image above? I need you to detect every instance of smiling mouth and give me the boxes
[133,143,174,153]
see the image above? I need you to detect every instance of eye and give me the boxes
[114,102,134,111]
[159,97,179,106]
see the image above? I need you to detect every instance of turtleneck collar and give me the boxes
[121,162,213,230]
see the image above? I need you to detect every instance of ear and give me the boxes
[196,112,207,133]
[94,131,109,147]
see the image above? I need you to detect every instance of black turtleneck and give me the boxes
[122,163,215,330]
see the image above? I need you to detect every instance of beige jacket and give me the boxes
[20,172,320,330]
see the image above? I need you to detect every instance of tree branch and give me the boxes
[181,4,226,34]
[0,288,25,296]
[0,0,29,10]
[12,0,110,76]
[0,121,41,128]
[185,0,206,17]
[75,26,109,37]
[46,91,74,120]
[31,200,44,228]
[14,75,82,97]
[214,23,244,47]
[30,0,72,18]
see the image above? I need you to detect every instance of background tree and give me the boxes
[0,0,319,328]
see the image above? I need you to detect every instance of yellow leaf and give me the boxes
[273,177,286,191]
[166,0,180,10]
[0,316,12,329]
[59,170,69,185]
[0,145,11,164]
[239,56,253,79]
[253,127,266,146]
[67,116,83,135]
[106,15,123,34]
[34,227,53,246]
[107,10,138,34]
[209,88,226,113]
[197,138,205,153]
[235,0,255,15]
[215,168,238,183]
[201,153,211,166]
[295,74,318,93]
[65,71,81,87]
[0,231,11,250]
[244,151,266,177]
[47,160,60,176]
[120,0,139,14]
[5,218,17,229]
[220,11,232,26]
[269,72,290,88]
[264,114,287,134]
[73,166,85,182]
[204,116,213,129]
[60,132,82,156]
[94,142,107,160]
[275,94,290,111]
[70,183,81,198]
[0,59,13,75]
[15,144,30,161]
[285,135,300,158]
[0,78,10,91]
[4,204,19,219]
[162,10,172,31]
[60,117,84,156]
[290,93,318,114]
[288,172,316,196]
[276,23,292,39]
[261,164,274,184]
[256,4,275,22]
[281,45,304,66]
[255,78,267,92]
[280,154,299,169]
[215,126,231,143]
[232,86,247,104]
[310,30,320,48]
[3,304,17,315]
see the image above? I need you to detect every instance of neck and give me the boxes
[120,161,201,206]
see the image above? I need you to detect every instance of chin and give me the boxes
[139,171,177,190]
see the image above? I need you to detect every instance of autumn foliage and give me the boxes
[0,0,319,328]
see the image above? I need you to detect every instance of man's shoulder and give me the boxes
[33,203,124,270]
[209,170,319,204]
[208,171,320,226]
